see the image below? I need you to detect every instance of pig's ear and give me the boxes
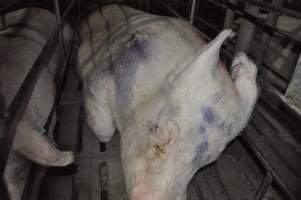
[192,29,233,71]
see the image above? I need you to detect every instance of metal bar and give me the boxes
[235,3,259,54]
[205,0,227,9]
[155,0,185,19]
[202,0,301,44]
[234,8,301,44]
[195,16,221,32]
[54,0,66,61]
[243,0,301,20]
[54,0,62,25]
[256,0,283,66]
[255,172,273,200]
[224,0,236,29]
[190,0,197,24]
[240,135,297,200]
[0,0,76,176]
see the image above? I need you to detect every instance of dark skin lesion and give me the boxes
[147,120,179,160]
[152,137,171,159]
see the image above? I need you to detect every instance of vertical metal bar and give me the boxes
[54,0,65,60]
[190,0,197,24]
[54,0,61,24]
[224,0,236,29]
[146,0,150,12]
[255,172,273,200]
[256,0,283,66]
[235,3,259,54]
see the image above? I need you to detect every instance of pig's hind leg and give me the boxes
[84,94,115,143]
[82,72,116,143]
[231,52,258,112]
[13,121,74,166]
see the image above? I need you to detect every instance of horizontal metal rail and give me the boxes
[195,16,221,32]
[199,0,301,44]
[0,0,76,176]
[243,0,301,20]
[155,0,185,19]
[233,5,301,44]
[206,0,228,10]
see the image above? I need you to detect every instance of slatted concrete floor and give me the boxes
[38,66,301,200]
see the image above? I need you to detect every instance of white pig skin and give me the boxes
[0,8,74,200]
[78,4,258,200]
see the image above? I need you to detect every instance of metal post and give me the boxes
[256,0,283,66]
[224,0,236,29]
[190,0,197,24]
[54,0,65,60]
[235,3,259,54]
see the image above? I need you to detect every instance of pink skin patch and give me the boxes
[131,184,147,200]
[217,59,240,96]
[218,60,227,70]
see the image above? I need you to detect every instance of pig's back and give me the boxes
[79,5,207,127]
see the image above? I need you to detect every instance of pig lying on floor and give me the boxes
[78,4,258,200]
[0,8,74,200]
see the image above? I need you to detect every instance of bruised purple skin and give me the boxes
[115,31,150,119]
[78,4,258,200]
[193,125,208,164]
[118,31,149,66]
[202,106,215,124]
[213,92,223,103]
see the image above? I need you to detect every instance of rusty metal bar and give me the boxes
[0,0,76,176]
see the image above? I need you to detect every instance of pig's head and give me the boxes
[121,30,258,200]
